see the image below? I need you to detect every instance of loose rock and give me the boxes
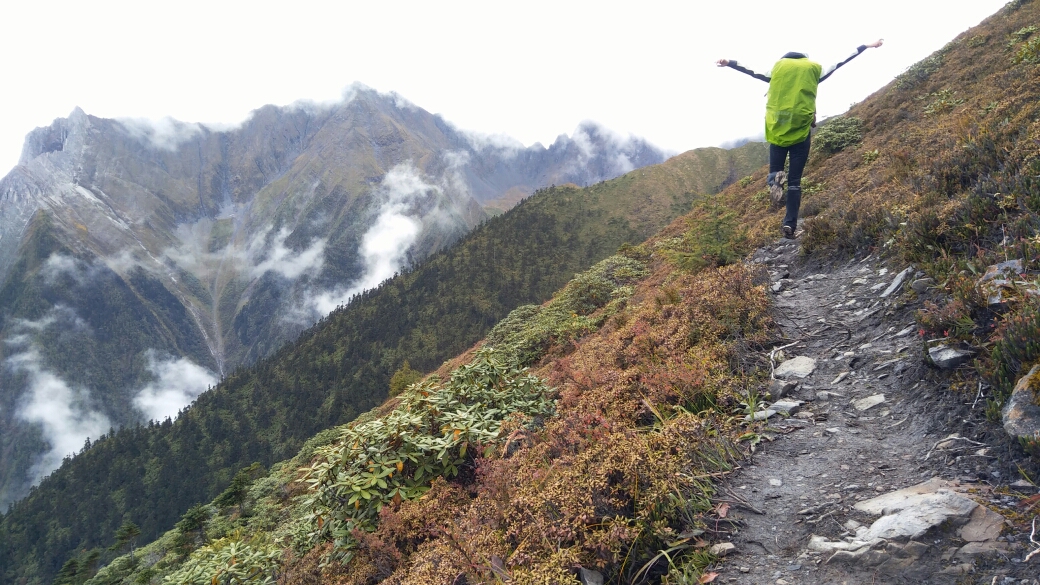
[578,568,604,585]
[771,400,803,415]
[958,504,1005,542]
[775,356,817,379]
[976,258,1026,306]
[880,267,914,298]
[910,278,934,294]
[1002,364,1040,441]
[853,394,886,411]
[770,379,798,399]
[709,542,736,557]
[746,409,777,422]
[927,344,974,369]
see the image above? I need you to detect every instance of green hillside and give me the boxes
[0,142,766,584]
[50,1,1040,583]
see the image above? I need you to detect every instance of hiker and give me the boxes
[717,40,884,239]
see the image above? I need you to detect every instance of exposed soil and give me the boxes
[712,236,1040,585]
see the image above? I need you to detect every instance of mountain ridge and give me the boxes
[0,134,767,582]
[0,86,681,510]
[53,1,1040,583]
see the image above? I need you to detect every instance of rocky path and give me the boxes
[711,238,1040,584]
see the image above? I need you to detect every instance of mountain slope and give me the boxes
[0,141,767,584]
[0,87,673,509]
[66,1,1040,583]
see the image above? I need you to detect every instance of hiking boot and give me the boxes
[769,171,787,206]
[782,225,795,239]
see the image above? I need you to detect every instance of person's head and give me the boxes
[781,51,808,60]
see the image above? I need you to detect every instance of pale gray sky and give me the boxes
[0,1,1009,174]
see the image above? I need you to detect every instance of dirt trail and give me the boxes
[712,238,1040,585]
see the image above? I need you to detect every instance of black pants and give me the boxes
[770,136,811,231]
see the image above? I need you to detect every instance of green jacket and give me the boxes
[765,57,822,147]
[725,46,870,147]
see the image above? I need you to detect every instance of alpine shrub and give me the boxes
[299,347,555,555]
[812,116,864,155]
[896,53,944,89]
[163,533,281,584]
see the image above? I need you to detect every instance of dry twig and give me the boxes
[1024,517,1040,563]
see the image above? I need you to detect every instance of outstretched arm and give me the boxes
[717,58,771,83]
[819,39,883,82]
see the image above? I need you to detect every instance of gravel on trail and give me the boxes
[710,237,1040,585]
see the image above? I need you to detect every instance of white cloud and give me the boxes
[458,128,525,156]
[163,216,325,283]
[305,163,437,315]
[613,152,635,174]
[117,116,204,151]
[102,248,148,275]
[40,253,81,282]
[38,253,97,286]
[132,351,218,422]
[390,91,419,111]
[8,305,87,338]
[249,227,326,280]
[7,346,110,482]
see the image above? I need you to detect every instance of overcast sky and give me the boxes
[0,1,1009,175]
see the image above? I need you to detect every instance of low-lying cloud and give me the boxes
[3,306,218,489]
[5,310,108,483]
[132,351,218,422]
[305,163,441,315]
[8,349,111,482]
[163,217,326,283]
[249,227,326,280]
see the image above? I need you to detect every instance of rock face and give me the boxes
[1003,364,1040,441]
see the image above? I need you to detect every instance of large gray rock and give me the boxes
[927,344,974,369]
[774,356,817,379]
[813,480,1011,574]
[857,491,977,540]
[811,478,999,561]
[1003,364,1040,441]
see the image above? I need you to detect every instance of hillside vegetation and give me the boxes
[65,1,1040,583]
[14,0,1040,581]
[0,142,767,584]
